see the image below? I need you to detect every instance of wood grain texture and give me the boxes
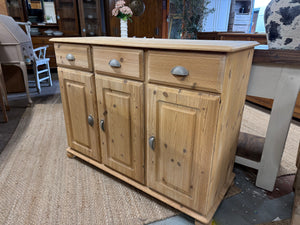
[146,84,220,214]
[96,75,145,184]
[197,32,267,45]
[2,65,25,93]
[207,49,254,214]
[147,50,226,93]
[54,43,92,71]
[247,91,300,120]
[253,49,300,65]
[93,46,144,80]
[58,67,101,162]
[50,37,258,53]
[53,38,256,224]
[0,0,8,15]
[54,0,80,36]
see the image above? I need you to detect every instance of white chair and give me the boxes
[17,22,52,93]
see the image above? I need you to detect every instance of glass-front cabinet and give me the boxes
[6,0,26,22]
[78,0,104,36]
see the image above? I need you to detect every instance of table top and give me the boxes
[253,45,300,64]
[50,37,258,53]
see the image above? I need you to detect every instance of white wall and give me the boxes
[203,0,231,32]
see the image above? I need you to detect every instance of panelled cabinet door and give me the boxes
[146,84,220,214]
[55,0,80,36]
[96,75,145,184]
[58,67,101,162]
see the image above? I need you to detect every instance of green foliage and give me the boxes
[117,12,133,22]
[170,0,214,38]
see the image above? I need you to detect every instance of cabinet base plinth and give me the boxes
[66,151,75,158]
[66,147,234,224]
[195,219,213,225]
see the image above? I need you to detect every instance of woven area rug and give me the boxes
[240,104,300,176]
[1,95,299,224]
[0,95,177,225]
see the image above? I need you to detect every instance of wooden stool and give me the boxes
[291,142,300,224]
[0,65,9,122]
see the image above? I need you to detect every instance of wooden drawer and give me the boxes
[147,50,226,93]
[54,43,92,71]
[93,46,144,80]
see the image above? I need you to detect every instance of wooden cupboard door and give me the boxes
[55,0,80,36]
[96,75,145,184]
[105,0,163,38]
[147,84,220,214]
[58,67,101,162]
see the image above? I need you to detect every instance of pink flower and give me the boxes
[115,0,125,8]
[119,6,133,16]
[112,8,119,16]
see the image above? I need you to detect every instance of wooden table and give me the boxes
[235,45,300,191]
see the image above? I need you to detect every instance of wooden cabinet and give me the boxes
[105,0,163,37]
[55,0,80,36]
[52,37,257,224]
[96,75,144,183]
[58,67,101,162]
[78,0,105,36]
[147,84,220,214]
[6,0,26,22]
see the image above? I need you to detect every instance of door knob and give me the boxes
[171,66,189,76]
[149,136,155,150]
[88,115,94,127]
[66,53,75,61]
[100,120,105,132]
[109,59,121,68]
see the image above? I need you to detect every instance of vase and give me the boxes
[120,19,128,38]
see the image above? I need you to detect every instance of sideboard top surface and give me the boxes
[50,37,258,53]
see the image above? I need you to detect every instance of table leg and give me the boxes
[19,62,32,104]
[256,67,300,191]
[0,65,8,122]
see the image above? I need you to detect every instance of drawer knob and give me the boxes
[109,59,121,68]
[171,66,189,76]
[100,120,105,132]
[149,136,155,150]
[88,115,94,127]
[66,53,75,61]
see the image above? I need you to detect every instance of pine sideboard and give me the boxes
[51,37,257,225]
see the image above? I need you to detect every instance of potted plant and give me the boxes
[169,0,214,39]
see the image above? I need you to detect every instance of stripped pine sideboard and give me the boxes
[51,37,257,225]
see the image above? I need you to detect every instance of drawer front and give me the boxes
[147,50,226,93]
[54,43,92,71]
[93,46,144,80]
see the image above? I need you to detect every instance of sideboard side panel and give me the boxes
[207,49,254,213]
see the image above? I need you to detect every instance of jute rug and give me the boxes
[0,95,299,224]
[0,95,177,225]
[240,104,300,176]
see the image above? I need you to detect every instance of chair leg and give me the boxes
[0,68,9,110]
[0,68,8,122]
[0,92,8,122]
[34,64,41,94]
[20,62,32,104]
[47,62,52,87]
